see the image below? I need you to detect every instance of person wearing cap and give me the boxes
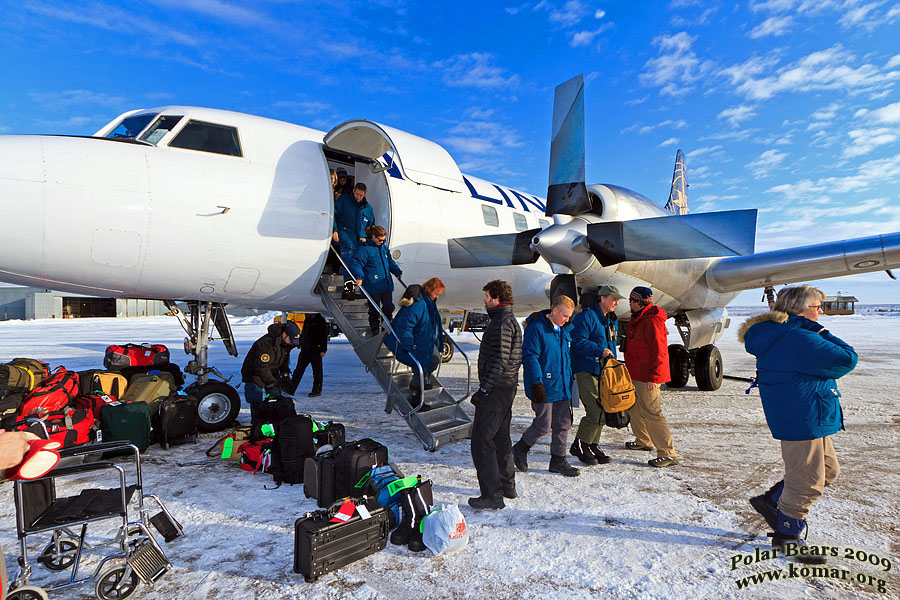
[333,182,375,296]
[561,284,624,467]
[512,294,580,478]
[335,168,353,196]
[240,320,301,422]
[624,286,678,467]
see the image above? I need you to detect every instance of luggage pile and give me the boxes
[0,343,199,452]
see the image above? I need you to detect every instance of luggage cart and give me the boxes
[7,441,183,600]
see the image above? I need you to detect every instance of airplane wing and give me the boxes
[706,231,900,292]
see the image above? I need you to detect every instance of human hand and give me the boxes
[647,382,658,390]
[602,348,612,358]
[0,431,40,470]
[531,383,547,403]
[332,232,339,242]
[355,279,363,286]
[320,352,326,358]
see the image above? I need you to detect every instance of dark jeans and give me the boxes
[367,290,395,332]
[339,246,355,280]
[470,384,517,496]
[244,381,264,422]
[291,346,323,393]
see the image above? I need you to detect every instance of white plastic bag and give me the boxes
[422,503,468,556]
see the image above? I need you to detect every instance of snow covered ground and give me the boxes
[1,309,898,600]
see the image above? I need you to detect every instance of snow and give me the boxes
[1,311,899,599]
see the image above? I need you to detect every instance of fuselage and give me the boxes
[0,106,732,319]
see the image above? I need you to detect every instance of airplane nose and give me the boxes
[0,135,46,280]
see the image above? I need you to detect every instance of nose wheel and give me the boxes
[188,381,241,432]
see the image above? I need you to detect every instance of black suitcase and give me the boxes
[252,397,296,427]
[335,438,389,498]
[314,421,345,449]
[153,393,199,449]
[304,452,337,506]
[294,496,389,583]
[271,414,317,487]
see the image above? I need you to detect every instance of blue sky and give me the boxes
[2,0,899,304]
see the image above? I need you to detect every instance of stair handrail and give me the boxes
[395,278,472,404]
[330,248,426,415]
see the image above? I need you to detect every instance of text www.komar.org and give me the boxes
[731,545,892,593]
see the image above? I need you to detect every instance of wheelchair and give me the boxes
[6,439,182,600]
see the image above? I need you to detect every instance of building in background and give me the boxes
[822,294,858,316]
[0,285,166,320]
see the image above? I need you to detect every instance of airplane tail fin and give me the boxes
[664,149,688,215]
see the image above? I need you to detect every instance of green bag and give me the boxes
[100,402,151,453]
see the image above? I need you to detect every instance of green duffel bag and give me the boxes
[99,402,151,454]
[8,358,51,389]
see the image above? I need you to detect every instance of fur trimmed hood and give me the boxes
[737,310,788,343]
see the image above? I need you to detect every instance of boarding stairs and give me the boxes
[316,257,472,451]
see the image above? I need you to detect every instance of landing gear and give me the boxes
[440,333,454,363]
[665,343,723,391]
[165,300,240,432]
[694,344,723,391]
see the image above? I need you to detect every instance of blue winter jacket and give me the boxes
[570,302,618,375]
[423,296,444,345]
[385,297,435,371]
[521,310,572,403]
[333,193,375,252]
[739,312,858,441]
[350,241,402,295]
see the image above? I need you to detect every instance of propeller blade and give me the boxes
[448,229,541,268]
[546,74,591,217]
[585,209,757,266]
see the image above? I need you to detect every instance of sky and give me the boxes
[1,0,899,303]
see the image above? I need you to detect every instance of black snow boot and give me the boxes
[769,511,827,565]
[549,455,580,477]
[389,489,415,546]
[502,484,517,499]
[569,439,598,466]
[512,440,530,472]
[749,480,783,531]
[402,481,431,552]
[587,443,611,464]
[467,493,505,510]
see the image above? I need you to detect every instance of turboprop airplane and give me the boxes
[0,74,897,447]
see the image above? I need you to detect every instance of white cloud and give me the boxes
[767,152,900,199]
[838,1,883,29]
[640,31,712,96]
[570,22,613,47]
[435,53,520,89]
[546,0,590,26]
[843,127,898,157]
[748,15,794,38]
[442,119,526,156]
[147,0,272,27]
[718,104,757,126]
[271,100,332,115]
[658,137,679,147]
[886,54,900,69]
[594,9,606,18]
[626,119,688,135]
[747,149,788,177]
[854,100,900,124]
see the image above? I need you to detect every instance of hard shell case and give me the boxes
[293,496,389,583]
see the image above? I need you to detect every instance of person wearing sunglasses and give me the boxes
[351,225,403,337]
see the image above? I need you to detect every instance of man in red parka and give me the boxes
[624,286,678,467]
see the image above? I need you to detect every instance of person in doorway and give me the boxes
[290,313,330,398]
[240,321,300,422]
[624,286,678,467]
[351,225,403,336]
[740,285,857,562]
[469,280,522,510]
[335,167,353,196]
[512,295,579,478]
[568,285,624,466]
[333,182,374,297]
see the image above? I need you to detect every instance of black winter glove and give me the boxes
[264,385,283,400]
[471,388,489,407]
[280,378,294,393]
[531,383,547,403]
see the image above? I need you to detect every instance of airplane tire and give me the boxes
[189,381,242,432]
[666,344,690,389]
[694,345,723,391]
[440,334,454,363]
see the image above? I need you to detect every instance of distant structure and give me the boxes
[822,294,858,315]
[0,285,166,320]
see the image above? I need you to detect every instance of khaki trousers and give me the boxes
[629,380,676,459]
[574,371,605,444]
[778,436,840,520]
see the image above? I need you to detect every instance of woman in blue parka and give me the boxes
[739,285,857,561]
[385,280,444,399]
[351,225,402,337]
[511,295,579,477]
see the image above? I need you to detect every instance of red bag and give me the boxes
[19,367,80,417]
[73,393,118,421]
[36,408,95,448]
[104,343,170,370]
[239,439,273,473]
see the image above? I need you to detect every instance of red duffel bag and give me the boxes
[104,343,170,370]
[19,367,80,418]
[16,408,95,448]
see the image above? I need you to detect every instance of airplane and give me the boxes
[0,74,897,441]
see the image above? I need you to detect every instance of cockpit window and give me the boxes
[140,115,183,145]
[169,120,242,157]
[106,114,157,139]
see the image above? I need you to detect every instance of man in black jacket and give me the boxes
[290,313,329,397]
[469,280,523,510]
[241,321,301,421]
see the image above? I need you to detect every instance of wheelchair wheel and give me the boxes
[7,586,50,600]
[95,564,139,600]
[37,537,79,571]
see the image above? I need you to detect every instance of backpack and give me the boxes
[104,343,170,370]
[19,367,80,417]
[599,358,635,412]
[77,370,128,399]
[240,439,273,473]
[269,414,317,487]
[7,358,51,389]
[364,464,408,529]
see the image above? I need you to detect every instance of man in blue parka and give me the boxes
[351,225,402,336]
[333,182,375,295]
[511,295,579,478]
[739,285,857,563]
[568,285,624,466]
